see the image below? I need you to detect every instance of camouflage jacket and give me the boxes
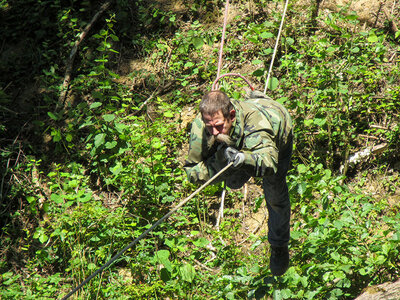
[184,90,293,184]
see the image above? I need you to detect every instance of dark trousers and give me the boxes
[263,139,292,247]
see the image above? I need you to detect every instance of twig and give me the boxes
[382,5,399,33]
[359,134,380,140]
[132,81,175,116]
[193,259,214,272]
[58,1,112,107]
[370,124,388,130]
[238,210,268,245]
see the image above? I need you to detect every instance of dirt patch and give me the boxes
[321,0,397,26]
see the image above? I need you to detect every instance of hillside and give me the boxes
[1,0,399,299]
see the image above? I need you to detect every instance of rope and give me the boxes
[212,73,255,91]
[263,0,289,94]
[61,162,233,300]
[216,0,230,87]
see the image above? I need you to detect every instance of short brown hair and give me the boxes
[199,90,233,118]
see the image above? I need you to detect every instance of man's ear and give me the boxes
[229,109,236,121]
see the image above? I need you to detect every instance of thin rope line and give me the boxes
[215,0,230,90]
[61,162,233,300]
[212,73,254,91]
[264,0,289,94]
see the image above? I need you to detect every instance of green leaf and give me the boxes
[298,182,307,195]
[260,31,273,39]
[48,112,60,121]
[267,77,278,90]
[94,133,106,148]
[103,114,116,122]
[160,268,171,282]
[51,193,63,204]
[252,68,264,77]
[192,37,204,49]
[192,237,210,248]
[163,111,174,118]
[78,193,91,203]
[90,101,102,109]
[26,196,36,204]
[304,119,313,127]
[155,250,172,272]
[105,141,117,149]
[368,35,378,43]
[297,164,307,173]
[180,263,195,283]
[39,233,49,244]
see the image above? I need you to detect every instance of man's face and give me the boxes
[202,109,235,136]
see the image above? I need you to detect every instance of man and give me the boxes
[184,89,293,276]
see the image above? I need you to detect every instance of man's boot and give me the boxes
[269,245,289,276]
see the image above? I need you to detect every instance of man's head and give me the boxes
[199,90,236,147]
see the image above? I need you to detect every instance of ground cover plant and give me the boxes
[1,0,399,299]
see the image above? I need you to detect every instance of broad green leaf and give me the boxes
[252,69,264,77]
[90,101,102,109]
[297,164,307,173]
[267,77,278,90]
[304,119,313,127]
[26,196,36,204]
[180,263,195,283]
[163,111,174,118]
[192,37,204,49]
[51,193,63,204]
[103,114,116,122]
[39,233,49,244]
[78,193,91,203]
[368,35,378,43]
[252,59,263,65]
[192,237,210,248]
[94,133,106,148]
[260,31,273,39]
[297,182,307,195]
[314,118,326,126]
[152,138,162,149]
[155,250,172,272]
[160,268,171,282]
[48,112,60,121]
[105,141,117,149]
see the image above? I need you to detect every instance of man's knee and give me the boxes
[226,173,250,189]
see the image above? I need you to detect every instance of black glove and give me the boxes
[224,147,245,168]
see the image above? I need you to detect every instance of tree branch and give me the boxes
[58,1,112,108]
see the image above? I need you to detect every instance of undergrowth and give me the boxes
[1,0,399,299]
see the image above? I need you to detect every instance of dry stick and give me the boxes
[132,81,175,116]
[383,5,399,33]
[58,1,112,107]
[61,162,233,300]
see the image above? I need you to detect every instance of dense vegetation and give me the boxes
[1,0,399,299]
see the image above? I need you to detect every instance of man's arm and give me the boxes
[239,110,279,177]
[183,115,228,184]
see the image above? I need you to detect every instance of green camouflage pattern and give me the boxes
[184,90,293,184]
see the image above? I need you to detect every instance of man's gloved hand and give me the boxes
[224,147,245,168]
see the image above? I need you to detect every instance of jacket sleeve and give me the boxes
[240,110,279,177]
[183,115,228,184]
